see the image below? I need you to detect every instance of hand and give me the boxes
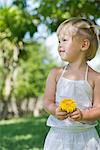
[55,107,69,120]
[69,108,83,121]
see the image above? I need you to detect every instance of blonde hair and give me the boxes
[57,18,99,61]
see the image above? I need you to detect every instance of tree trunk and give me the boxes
[33,97,43,117]
[0,100,9,119]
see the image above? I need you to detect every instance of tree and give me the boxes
[13,41,55,100]
[12,0,100,37]
[0,6,35,118]
[35,0,100,31]
[0,6,55,118]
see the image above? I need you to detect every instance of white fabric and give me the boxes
[44,64,100,150]
[44,127,100,150]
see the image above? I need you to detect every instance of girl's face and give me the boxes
[58,27,84,62]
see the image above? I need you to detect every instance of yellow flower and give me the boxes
[59,98,77,113]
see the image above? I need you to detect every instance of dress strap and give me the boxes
[60,64,68,78]
[85,65,88,81]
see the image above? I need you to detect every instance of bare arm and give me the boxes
[43,68,69,120]
[43,68,58,115]
[82,74,100,121]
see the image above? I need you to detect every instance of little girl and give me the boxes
[43,18,100,150]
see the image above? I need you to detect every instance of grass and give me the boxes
[0,115,50,150]
[96,120,100,137]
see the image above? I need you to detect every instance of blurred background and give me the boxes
[0,0,100,150]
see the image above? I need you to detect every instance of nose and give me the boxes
[58,44,62,50]
[59,42,63,48]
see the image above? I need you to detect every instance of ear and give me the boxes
[81,39,90,51]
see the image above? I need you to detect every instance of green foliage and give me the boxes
[13,0,27,9]
[0,115,49,150]
[13,41,55,100]
[0,5,56,103]
[0,6,36,41]
[96,120,100,137]
[35,0,100,31]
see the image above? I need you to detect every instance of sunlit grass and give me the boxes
[0,115,49,150]
[0,118,28,125]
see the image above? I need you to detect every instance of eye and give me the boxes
[63,39,68,41]
[58,40,61,43]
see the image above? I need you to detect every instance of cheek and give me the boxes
[65,44,73,53]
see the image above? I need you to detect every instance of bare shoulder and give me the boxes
[88,65,100,86]
[47,67,63,82]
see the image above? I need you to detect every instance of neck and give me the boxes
[68,61,87,70]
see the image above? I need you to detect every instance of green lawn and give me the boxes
[0,115,49,150]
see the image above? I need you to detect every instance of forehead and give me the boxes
[58,31,69,39]
[58,25,76,39]
[59,24,70,34]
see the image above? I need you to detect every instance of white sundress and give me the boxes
[44,64,100,150]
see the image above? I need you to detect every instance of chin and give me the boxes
[60,53,68,60]
[61,57,69,61]
[60,55,67,60]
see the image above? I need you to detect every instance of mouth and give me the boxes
[59,48,65,53]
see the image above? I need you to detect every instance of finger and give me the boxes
[57,111,67,116]
[56,107,61,112]
[70,108,81,116]
[70,111,79,116]
[70,114,79,119]
[58,115,69,120]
